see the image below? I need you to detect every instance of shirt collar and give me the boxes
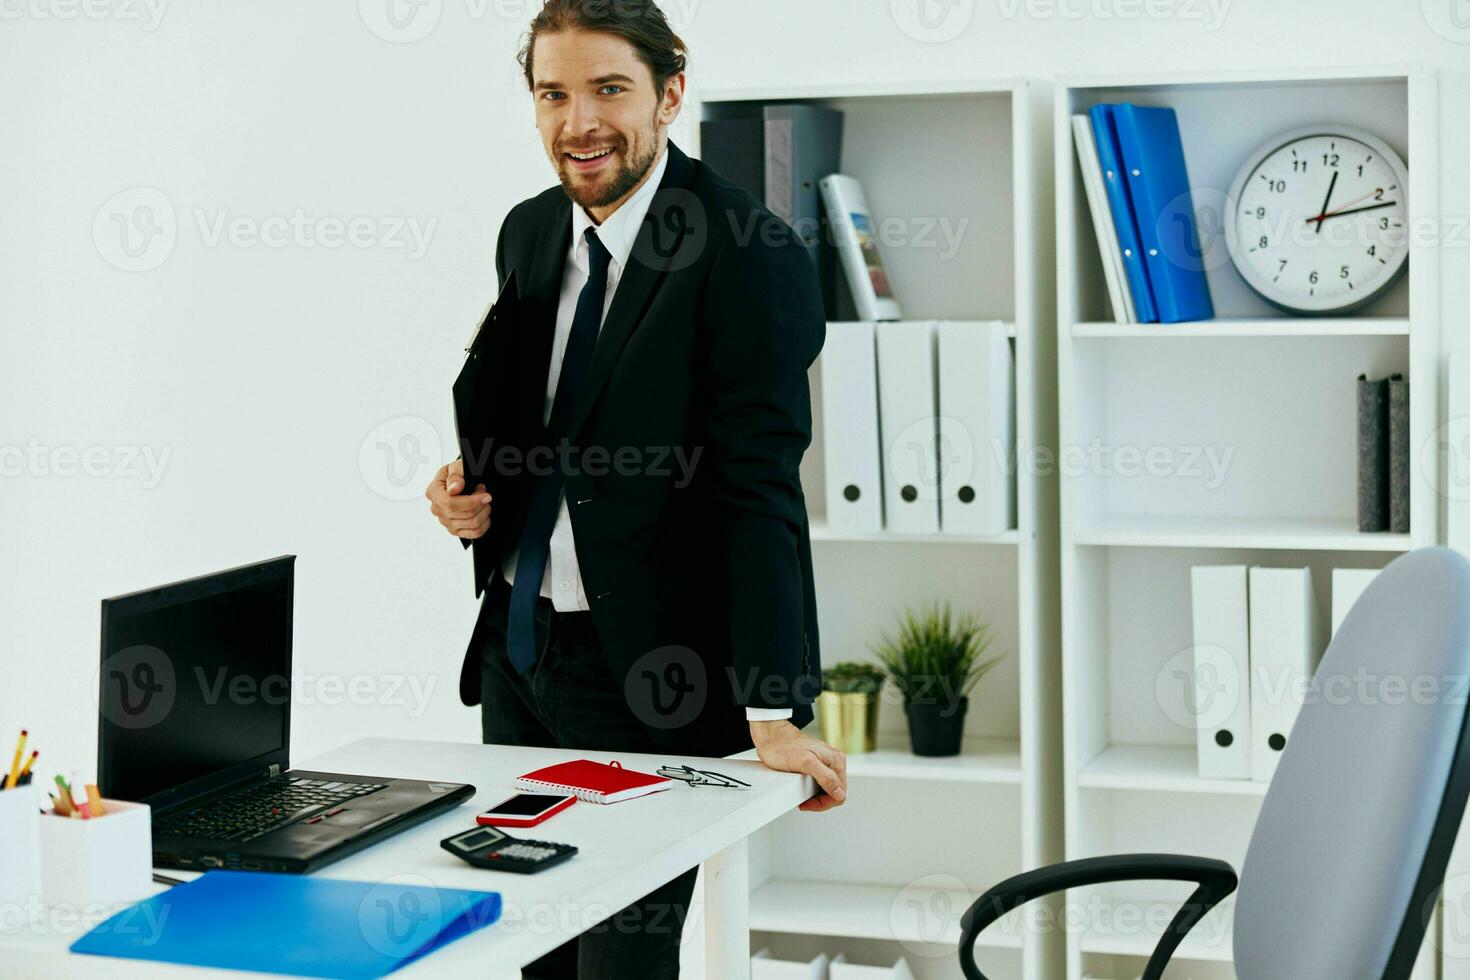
[569,145,669,273]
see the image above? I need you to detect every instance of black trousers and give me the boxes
[477,576,699,980]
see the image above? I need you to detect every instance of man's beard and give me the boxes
[557,130,659,210]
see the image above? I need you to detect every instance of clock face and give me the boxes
[1226,126,1409,314]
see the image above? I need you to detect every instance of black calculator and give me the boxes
[440,825,578,874]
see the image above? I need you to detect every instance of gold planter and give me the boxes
[816,690,880,754]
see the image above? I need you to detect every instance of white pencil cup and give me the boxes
[39,798,152,909]
[0,786,43,910]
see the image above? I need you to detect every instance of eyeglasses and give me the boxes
[656,764,751,790]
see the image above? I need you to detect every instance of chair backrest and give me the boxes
[1234,547,1470,979]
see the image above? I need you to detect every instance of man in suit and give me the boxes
[424,1,845,976]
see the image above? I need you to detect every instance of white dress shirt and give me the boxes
[497,148,792,723]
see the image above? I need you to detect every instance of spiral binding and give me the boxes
[512,778,611,803]
[512,761,628,804]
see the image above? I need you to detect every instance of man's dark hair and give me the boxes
[518,0,688,94]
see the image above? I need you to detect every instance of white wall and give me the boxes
[3,0,1466,785]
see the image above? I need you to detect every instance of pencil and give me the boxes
[51,782,72,817]
[4,730,26,789]
[15,751,37,783]
[86,784,106,817]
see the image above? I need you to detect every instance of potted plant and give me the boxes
[873,602,1004,757]
[815,661,885,754]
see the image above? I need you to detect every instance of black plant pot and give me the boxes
[905,697,969,757]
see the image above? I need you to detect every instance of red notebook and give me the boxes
[514,760,672,804]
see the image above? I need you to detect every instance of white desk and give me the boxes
[0,737,812,979]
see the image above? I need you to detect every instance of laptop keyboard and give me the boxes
[156,776,388,843]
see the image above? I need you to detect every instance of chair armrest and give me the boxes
[958,854,1238,980]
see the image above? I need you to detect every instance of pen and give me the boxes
[4,730,26,789]
[71,771,89,819]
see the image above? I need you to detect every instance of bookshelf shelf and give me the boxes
[809,520,1020,546]
[1071,516,1412,553]
[1056,67,1440,980]
[1075,896,1236,961]
[1072,317,1410,338]
[846,735,1023,784]
[698,77,1062,980]
[1077,744,1267,797]
[749,879,1024,950]
[830,319,1018,337]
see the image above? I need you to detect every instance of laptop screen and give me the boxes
[98,557,294,805]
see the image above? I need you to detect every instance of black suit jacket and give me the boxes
[457,140,824,757]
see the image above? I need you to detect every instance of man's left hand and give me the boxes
[749,720,847,812]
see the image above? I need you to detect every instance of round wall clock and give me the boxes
[1224,124,1409,315]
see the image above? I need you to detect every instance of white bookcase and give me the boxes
[692,79,1062,980]
[1054,67,1441,980]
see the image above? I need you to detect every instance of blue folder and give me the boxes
[1089,103,1158,323]
[71,871,502,979]
[1110,103,1215,323]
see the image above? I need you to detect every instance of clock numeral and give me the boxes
[1258,235,1269,249]
[1293,159,1309,172]
[1321,152,1340,167]
[1254,207,1266,219]
[1339,265,1350,279]
[1374,187,1386,201]
[1367,245,1376,257]
[1268,179,1287,193]
[1309,270,1319,285]
[1380,217,1390,230]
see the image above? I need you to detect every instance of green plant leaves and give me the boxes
[871,601,1004,705]
[821,660,886,694]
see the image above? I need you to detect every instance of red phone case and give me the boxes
[475,794,576,827]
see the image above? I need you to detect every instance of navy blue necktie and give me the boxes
[506,228,612,673]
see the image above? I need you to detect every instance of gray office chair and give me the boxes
[960,546,1470,979]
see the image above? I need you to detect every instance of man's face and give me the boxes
[531,29,680,212]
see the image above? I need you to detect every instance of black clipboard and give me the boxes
[453,270,518,596]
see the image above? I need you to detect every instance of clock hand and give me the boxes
[1305,199,1393,224]
[1313,170,1339,235]
[1323,199,1399,223]
[1303,186,1390,224]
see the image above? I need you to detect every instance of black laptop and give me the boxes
[97,556,474,874]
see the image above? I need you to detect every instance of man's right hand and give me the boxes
[427,459,492,539]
